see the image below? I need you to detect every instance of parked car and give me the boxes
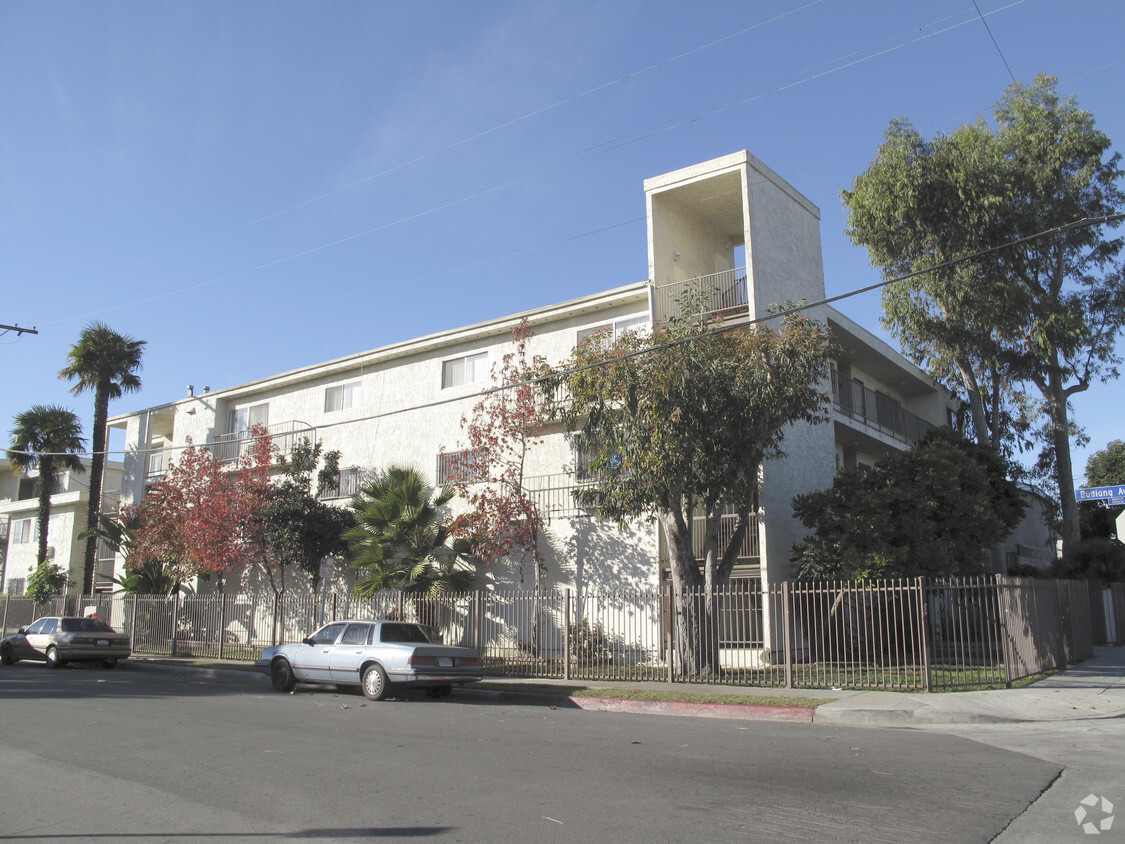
[255,619,482,701]
[0,616,131,669]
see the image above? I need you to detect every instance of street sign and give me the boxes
[1075,485,1125,503]
[319,556,335,579]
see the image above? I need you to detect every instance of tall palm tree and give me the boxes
[60,321,146,594]
[7,405,86,567]
[346,466,480,595]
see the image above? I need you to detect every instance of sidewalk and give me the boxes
[125,645,1125,727]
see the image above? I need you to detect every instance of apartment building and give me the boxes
[0,457,123,595]
[107,151,953,599]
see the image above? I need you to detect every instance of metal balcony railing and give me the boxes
[211,420,316,465]
[653,268,748,324]
[830,369,933,445]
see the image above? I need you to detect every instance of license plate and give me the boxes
[438,657,453,667]
[97,640,109,646]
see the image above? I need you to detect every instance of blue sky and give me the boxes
[2,0,1122,487]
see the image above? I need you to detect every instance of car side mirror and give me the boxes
[17,627,26,635]
[302,637,315,646]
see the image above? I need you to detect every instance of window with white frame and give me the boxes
[228,402,269,434]
[325,381,360,413]
[577,315,650,345]
[12,518,36,545]
[441,352,489,389]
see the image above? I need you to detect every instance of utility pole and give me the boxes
[0,323,38,336]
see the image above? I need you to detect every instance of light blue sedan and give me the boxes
[255,619,482,701]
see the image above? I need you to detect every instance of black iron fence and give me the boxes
[2,575,1115,692]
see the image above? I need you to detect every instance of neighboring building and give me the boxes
[0,457,123,596]
[107,151,953,604]
[1004,484,1062,573]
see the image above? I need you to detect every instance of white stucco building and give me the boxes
[107,151,953,601]
[1,457,123,596]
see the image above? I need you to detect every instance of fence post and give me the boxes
[473,590,483,653]
[782,581,793,690]
[171,590,181,658]
[1,593,8,637]
[995,574,1015,687]
[217,593,227,661]
[665,582,675,684]
[129,594,138,652]
[917,577,931,693]
[563,588,571,682]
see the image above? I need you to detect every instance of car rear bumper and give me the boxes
[57,645,131,661]
[388,671,483,685]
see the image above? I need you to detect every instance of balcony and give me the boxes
[211,420,317,465]
[319,467,362,501]
[831,369,933,446]
[653,268,748,325]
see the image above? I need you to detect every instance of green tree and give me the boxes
[843,74,1125,556]
[261,437,355,596]
[792,428,1026,580]
[1079,438,1125,542]
[549,302,832,676]
[7,405,86,569]
[59,321,146,594]
[346,466,480,595]
[1086,440,1125,488]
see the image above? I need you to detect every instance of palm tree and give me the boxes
[346,466,480,595]
[60,321,146,594]
[7,405,86,567]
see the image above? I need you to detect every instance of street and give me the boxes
[1,664,1061,843]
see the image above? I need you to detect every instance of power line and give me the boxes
[49,2,1031,326]
[13,212,1121,462]
[972,0,1018,84]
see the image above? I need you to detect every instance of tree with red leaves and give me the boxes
[448,320,552,583]
[131,425,274,591]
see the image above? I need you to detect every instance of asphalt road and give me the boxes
[0,663,1060,843]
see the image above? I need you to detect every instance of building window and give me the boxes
[441,352,489,389]
[577,315,650,345]
[12,518,36,545]
[437,449,486,485]
[325,381,360,413]
[228,402,269,434]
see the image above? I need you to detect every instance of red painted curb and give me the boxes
[570,696,815,722]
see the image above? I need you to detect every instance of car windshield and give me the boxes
[61,618,114,633]
[380,623,436,644]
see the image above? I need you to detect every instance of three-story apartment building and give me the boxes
[108,151,954,600]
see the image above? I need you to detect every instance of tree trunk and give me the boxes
[36,461,54,567]
[659,509,721,677]
[82,388,110,594]
[1046,373,1081,557]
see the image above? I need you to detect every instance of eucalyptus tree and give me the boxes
[548,302,832,676]
[60,321,146,593]
[843,74,1125,554]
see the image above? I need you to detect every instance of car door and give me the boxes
[329,623,373,685]
[291,622,346,681]
[24,618,58,659]
[14,618,46,659]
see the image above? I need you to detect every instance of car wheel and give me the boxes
[0,645,16,665]
[102,659,117,669]
[271,659,297,693]
[425,685,453,699]
[45,646,64,669]
[361,664,388,701]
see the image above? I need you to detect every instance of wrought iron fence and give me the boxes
[0,575,1105,691]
